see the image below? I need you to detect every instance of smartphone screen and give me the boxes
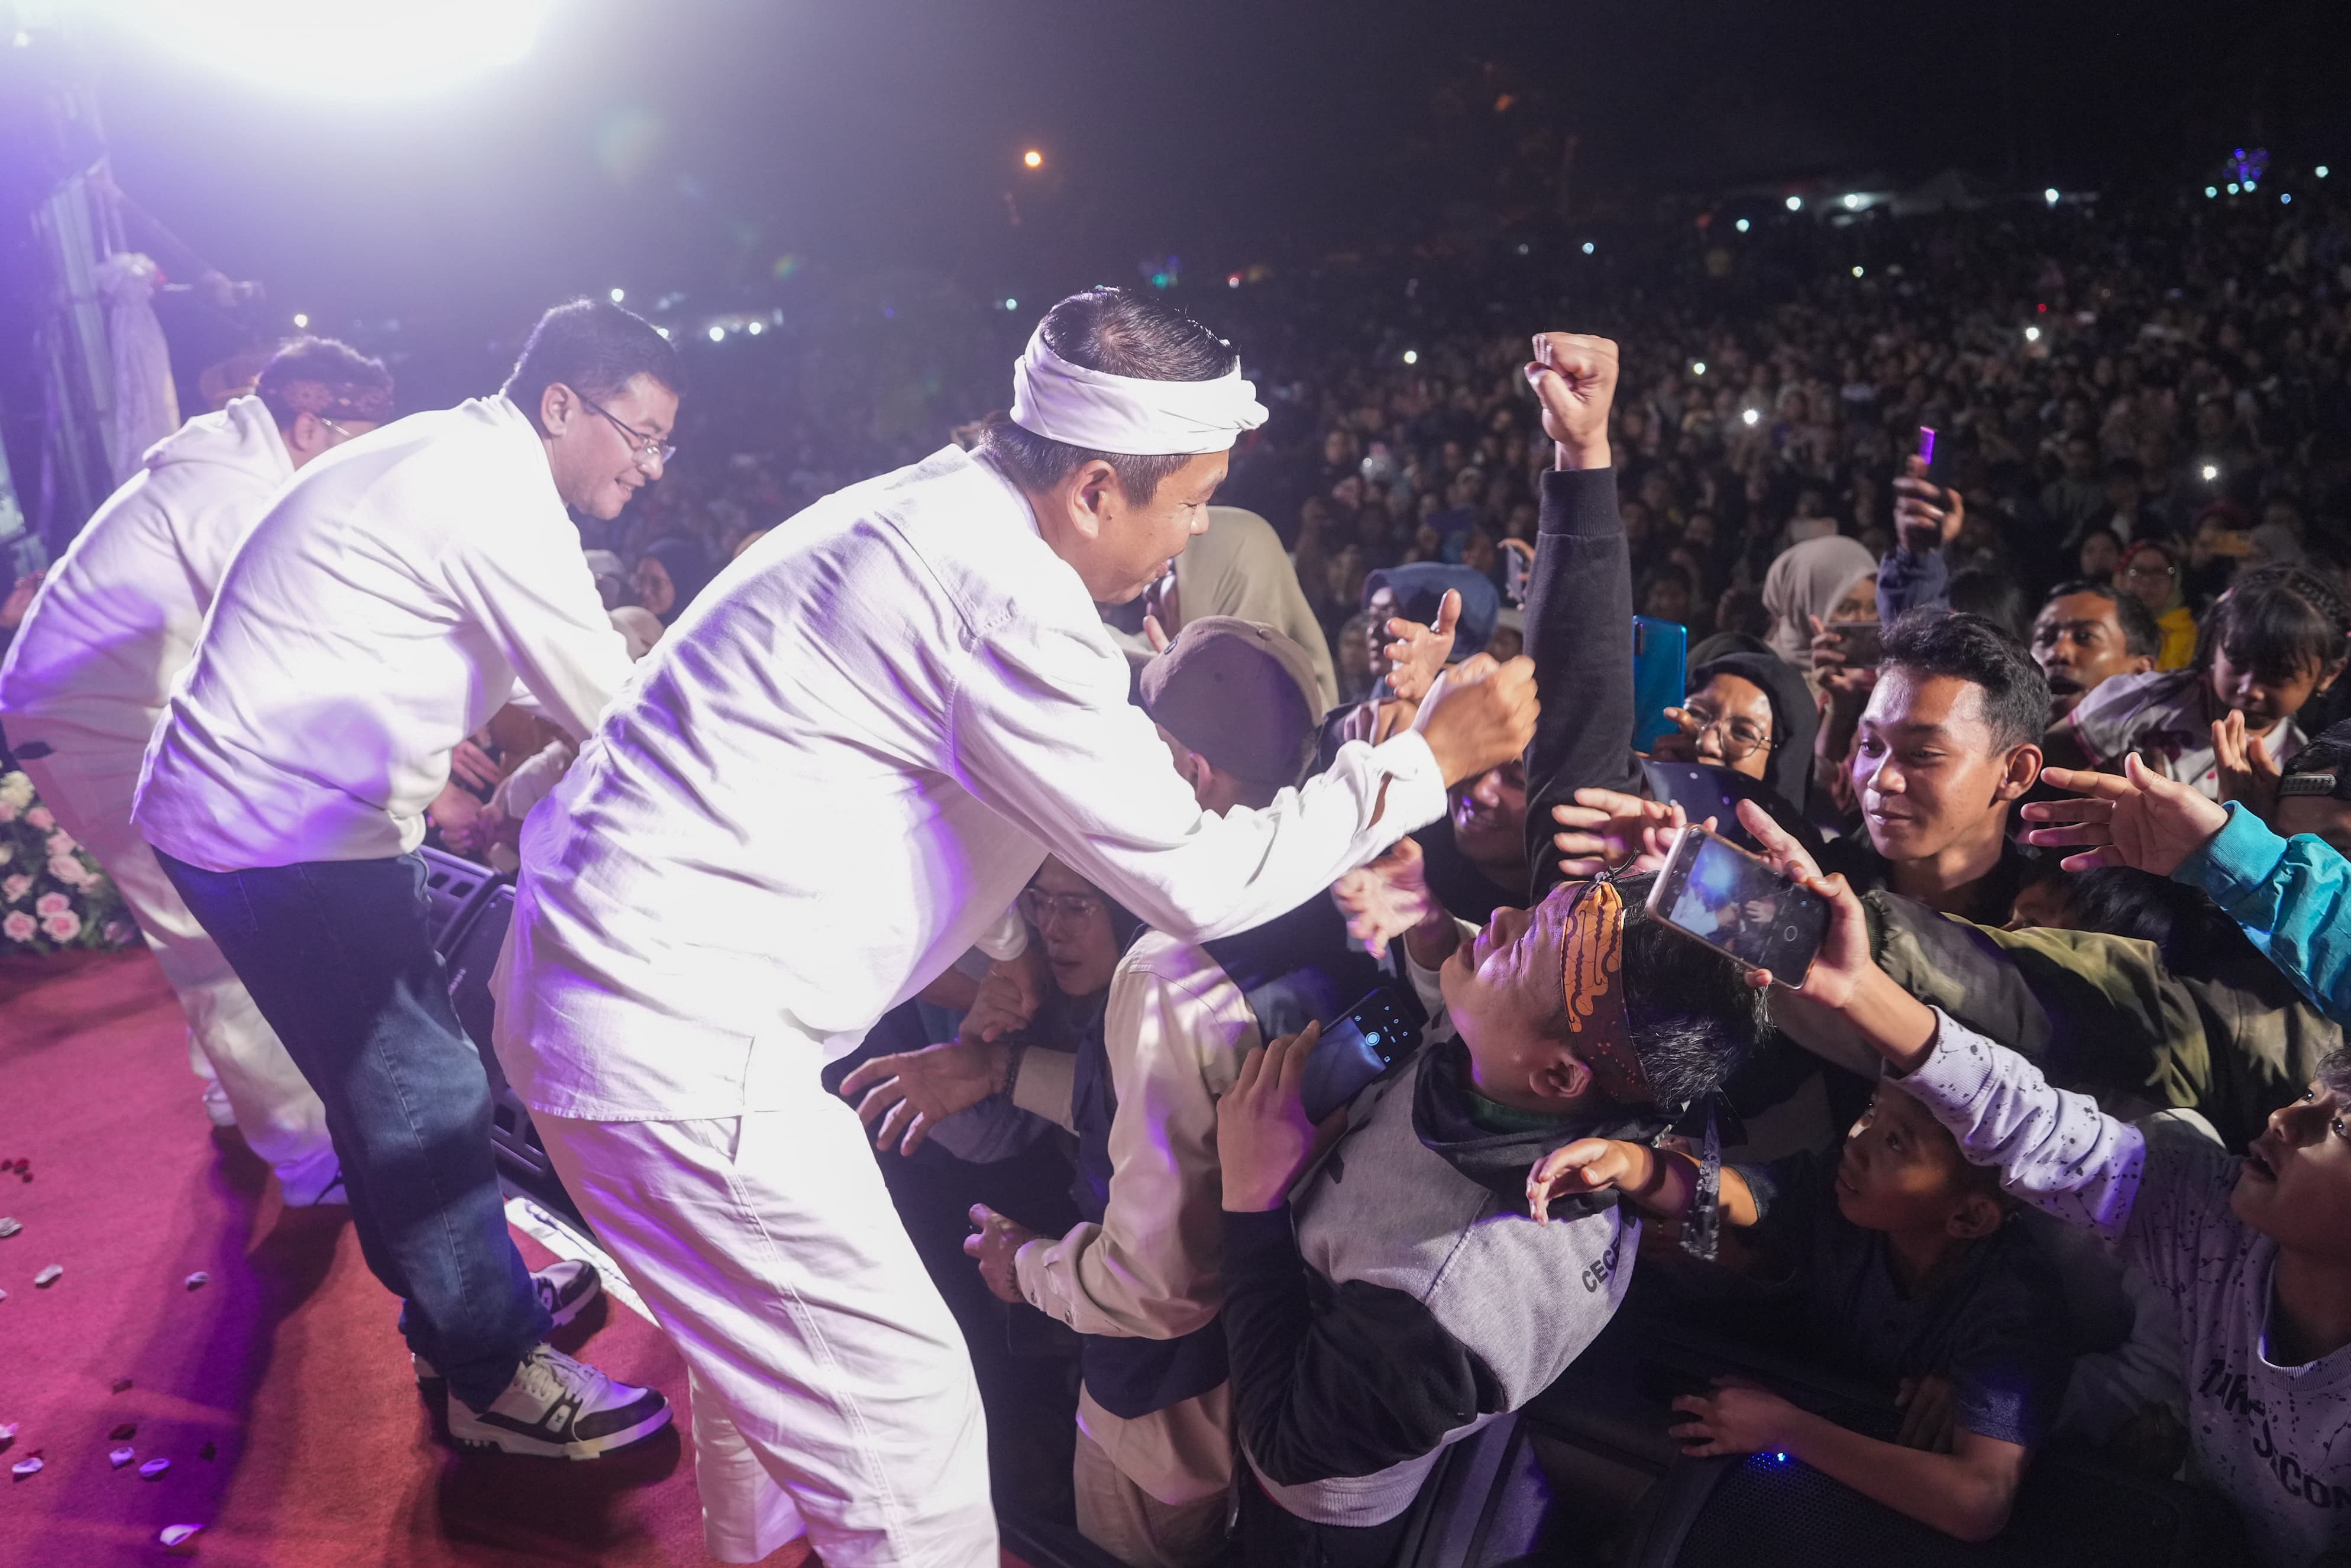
[1299,987,1417,1121]
[1631,616,1689,752]
[1649,825,1829,982]
[1916,426,1937,467]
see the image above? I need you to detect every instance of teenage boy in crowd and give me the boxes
[847,617,1356,1568]
[1212,332,1773,1566]
[1757,793,2351,1568]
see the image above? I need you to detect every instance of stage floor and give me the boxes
[0,948,848,1566]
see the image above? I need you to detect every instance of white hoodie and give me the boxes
[0,396,294,753]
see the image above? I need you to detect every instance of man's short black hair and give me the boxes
[254,337,393,428]
[2041,578,2162,660]
[1882,608,2051,753]
[501,298,685,434]
[1948,567,2032,645]
[981,287,1238,505]
[2196,563,2351,684]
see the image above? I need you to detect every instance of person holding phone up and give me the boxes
[1218,334,1778,1567]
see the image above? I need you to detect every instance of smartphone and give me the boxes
[1647,823,1830,983]
[1631,616,1689,753]
[1299,985,1418,1121]
[1916,426,1937,469]
[1825,619,1883,666]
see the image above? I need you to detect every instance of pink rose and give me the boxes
[1,911,34,943]
[25,806,53,830]
[1,874,28,902]
[34,891,67,917]
[44,830,75,857]
[48,856,91,888]
[41,910,81,942]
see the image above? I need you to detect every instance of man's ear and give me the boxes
[2127,654,2155,676]
[282,412,326,462]
[1538,1051,1594,1103]
[1995,742,2044,803]
[540,383,578,439]
[1946,1191,2004,1242]
[1067,458,1120,542]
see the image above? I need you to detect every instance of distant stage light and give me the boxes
[1515,242,1529,255]
[1851,265,1864,277]
[1582,241,1595,255]
[2227,183,2240,195]
[1842,193,1862,210]
[1692,361,1706,376]
[746,321,762,335]
[2319,166,2331,179]
[292,312,308,329]
[1735,218,1750,232]
[2025,326,2040,341]
[707,325,725,342]
[2202,464,2220,482]
[1741,408,1760,427]
[2205,186,2218,198]
[655,326,669,340]
[1022,148,1043,169]
[1004,296,1018,310]
[1402,350,1418,365]
[119,0,556,98]
[2044,187,2059,205]
[1784,195,1802,212]
[2282,193,2293,205]
[609,288,625,305]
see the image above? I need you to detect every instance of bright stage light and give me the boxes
[1741,408,1760,426]
[1692,361,1706,376]
[2202,464,2219,482]
[1851,265,1864,277]
[1735,218,1749,232]
[1581,241,1595,255]
[117,0,555,98]
[1023,148,1043,169]
[609,288,625,304]
[746,321,762,335]
[2025,326,2040,341]
[2044,187,2059,205]
[707,325,725,342]
[1402,350,1418,365]
[2320,166,2331,179]
[292,312,308,328]
[1784,195,1802,212]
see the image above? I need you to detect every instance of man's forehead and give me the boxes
[1863,667,1988,736]
[2040,595,2119,631]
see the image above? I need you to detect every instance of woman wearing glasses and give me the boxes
[2120,538,2198,671]
[1648,649,1820,810]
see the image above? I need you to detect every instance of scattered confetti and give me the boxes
[198,1441,216,1462]
[109,1423,136,1441]
[111,1378,134,1394]
[109,1446,135,1469]
[33,1264,60,1287]
[139,1457,170,1480]
[185,1272,209,1291]
[0,1217,20,1237]
[18,1173,29,1184]
[0,1421,16,1449]
[12,1456,41,1478]
[0,1287,7,1303]
[161,1523,203,1553]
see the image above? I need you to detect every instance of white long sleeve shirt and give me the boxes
[493,443,1447,1121]
[1897,1013,2351,1568]
[0,396,293,754]
[133,396,632,871]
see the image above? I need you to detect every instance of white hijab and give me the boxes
[1763,535,1878,667]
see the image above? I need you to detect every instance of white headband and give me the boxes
[1008,325,1267,455]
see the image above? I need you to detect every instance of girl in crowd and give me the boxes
[2120,538,2198,671]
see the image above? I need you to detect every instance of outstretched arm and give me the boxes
[1521,332,1637,904]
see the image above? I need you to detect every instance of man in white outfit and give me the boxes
[0,338,390,1203]
[491,287,1539,1567]
[135,299,677,1461]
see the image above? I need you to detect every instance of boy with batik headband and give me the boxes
[1216,331,1772,1567]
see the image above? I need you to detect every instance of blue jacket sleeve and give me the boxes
[1875,544,1949,627]
[2175,801,2351,1026]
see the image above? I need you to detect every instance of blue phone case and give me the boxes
[1631,616,1688,752]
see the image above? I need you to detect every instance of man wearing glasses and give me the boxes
[1,338,389,1207]
[134,299,678,1462]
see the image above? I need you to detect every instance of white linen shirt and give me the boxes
[134,395,632,871]
[0,396,293,752]
[494,443,1447,1121]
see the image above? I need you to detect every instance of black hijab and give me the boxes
[1689,649,1819,810]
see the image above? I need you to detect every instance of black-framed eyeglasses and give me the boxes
[577,392,676,470]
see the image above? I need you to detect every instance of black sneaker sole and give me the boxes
[448,1396,672,1460]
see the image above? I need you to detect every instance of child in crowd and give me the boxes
[1531,1063,2068,1542]
[1733,795,2351,1568]
[2055,563,2351,797]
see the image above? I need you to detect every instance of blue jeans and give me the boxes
[156,848,551,1409]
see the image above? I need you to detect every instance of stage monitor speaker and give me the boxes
[419,845,498,952]
[438,880,587,1228]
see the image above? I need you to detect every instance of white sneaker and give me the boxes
[412,1262,604,1383]
[275,1145,347,1208]
[445,1344,671,1460]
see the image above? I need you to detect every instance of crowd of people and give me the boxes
[0,174,2349,1568]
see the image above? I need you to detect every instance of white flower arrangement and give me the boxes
[0,771,138,956]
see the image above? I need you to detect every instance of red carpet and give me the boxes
[0,949,1030,1567]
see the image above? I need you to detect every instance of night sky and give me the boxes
[57,0,2349,335]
